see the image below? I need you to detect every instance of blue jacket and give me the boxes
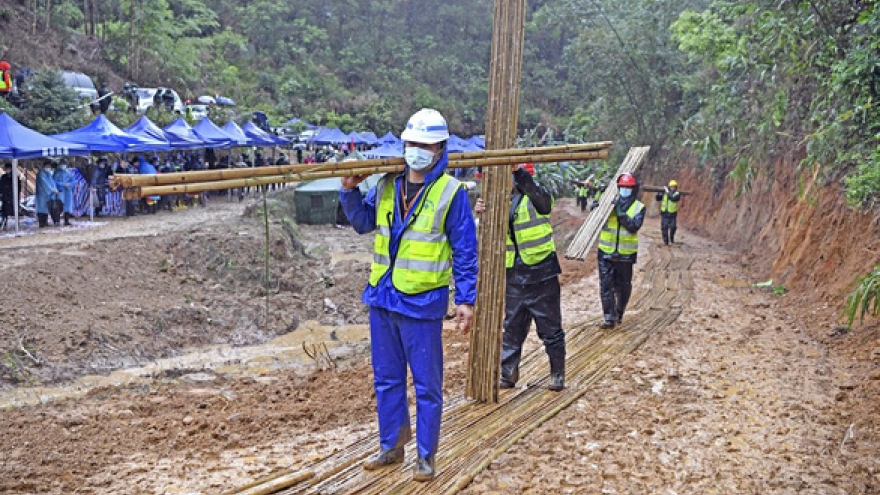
[340,150,478,320]
[53,167,76,214]
[35,168,59,215]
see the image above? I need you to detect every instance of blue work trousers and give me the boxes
[369,306,443,460]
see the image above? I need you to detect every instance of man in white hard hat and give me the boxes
[340,108,478,482]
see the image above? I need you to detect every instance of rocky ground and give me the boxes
[0,193,877,495]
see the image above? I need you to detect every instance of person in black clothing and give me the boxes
[275,153,289,165]
[474,164,566,391]
[98,82,111,114]
[0,163,21,229]
[598,173,646,328]
[296,147,303,164]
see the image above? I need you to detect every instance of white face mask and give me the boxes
[619,187,633,198]
[404,146,435,171]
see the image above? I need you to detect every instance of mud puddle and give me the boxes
[0,320,368,410]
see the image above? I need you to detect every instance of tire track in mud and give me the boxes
[234,239,693,495]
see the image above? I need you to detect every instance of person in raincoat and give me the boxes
[35,160,60,228]
[137,156,160,214]
[474,163,566,392]
[339,108,478,482]
[53,158,75,226]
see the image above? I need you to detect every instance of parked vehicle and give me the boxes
[60,71,98,100]
[135,87,185,114]
[186,103,209,121]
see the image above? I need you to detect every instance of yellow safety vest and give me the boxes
[599,201,644,256]
[0,71,9,91]
[506,196,555,267]
[660,193,678,214]
[369,173,461,294]
[577,186,589,198]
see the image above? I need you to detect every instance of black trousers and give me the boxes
[500,277,566,382]
[598,255,634,321]
[661,213,677,244]
[577,196,587,211]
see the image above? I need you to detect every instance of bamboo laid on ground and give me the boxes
[123,150,609,199]
[108,142,612,189]
[465,0,528,404]
[564,146,650,260]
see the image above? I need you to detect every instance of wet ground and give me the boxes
[0,196,877,494]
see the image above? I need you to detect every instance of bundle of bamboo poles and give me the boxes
[564,146,650,260]
[465,0,528,404]
[110,142,612,199]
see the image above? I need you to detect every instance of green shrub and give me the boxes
[844,265,880,327]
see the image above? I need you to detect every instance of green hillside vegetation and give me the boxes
[1,0,877,206]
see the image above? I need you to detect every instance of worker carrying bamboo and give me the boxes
[656,179,681,245]
[599,173,645,328]
[474,163,566,392]
[339,108,478,482]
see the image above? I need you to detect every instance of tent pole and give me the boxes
[12,158,19,232]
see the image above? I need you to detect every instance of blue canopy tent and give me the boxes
[345,131,367,146]
[362,142,403,159]
[311,127,350,145]
[358,131,378,146]
[447,134,482,153]
[242,121,289,146]
[191,118,237,148]
[123,116,174,151]
[51,115,168,152]
[468,135,485,149]
[162,118,206,149]
[1,112,90,231]
[378,131,400,145]
[220,121,255,147]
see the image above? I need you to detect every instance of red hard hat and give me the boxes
[522,163,535,176]
[617,173,637,187]
[0,61,10,70]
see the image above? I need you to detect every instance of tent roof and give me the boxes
[162,117,206,149]
[191,118,237,148]
[123,116,173,151]
[362,142,403,159]
[378,131,400,145]
[311,127,350,145]
[50,115,166,152]
[242,121,289,146]
[220,121,254,147]
[0,112,89,159]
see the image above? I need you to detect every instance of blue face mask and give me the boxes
[404,146,435,171]
[619,187,633,198]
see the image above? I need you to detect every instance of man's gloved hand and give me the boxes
[664,186,669,194]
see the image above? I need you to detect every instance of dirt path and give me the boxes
[0,198,876,494]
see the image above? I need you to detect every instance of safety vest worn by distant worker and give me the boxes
[506,196,555,267]
[599,201,645,256]
[370,173,461,294]
[0,71,11,92]
[660,193,678,214]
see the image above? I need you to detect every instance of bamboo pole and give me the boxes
[123,150,610,199]
[466,0,527,403]
[564,146,650,260]
[109,142,612,188]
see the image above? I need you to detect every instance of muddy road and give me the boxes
[0,195,876,494]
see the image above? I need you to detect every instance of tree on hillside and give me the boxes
[16,70,90,134]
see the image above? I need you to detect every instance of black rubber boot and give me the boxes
[546,345,565,391]
[600,315,615,328]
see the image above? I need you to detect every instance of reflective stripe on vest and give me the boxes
[369,173,461,294]
[598,201,644,256]
[660,193,678,214]
[506,196,555,267]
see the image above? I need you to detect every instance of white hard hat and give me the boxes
[401,108,449,144]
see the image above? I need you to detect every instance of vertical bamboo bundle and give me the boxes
[466,0,527,403]
[564,146,651,260]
